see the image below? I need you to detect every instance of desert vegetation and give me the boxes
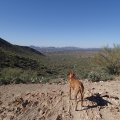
[0,38,120,85]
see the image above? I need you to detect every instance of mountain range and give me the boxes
[30,45,101,53]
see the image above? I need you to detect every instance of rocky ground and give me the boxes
[0,79,120,120]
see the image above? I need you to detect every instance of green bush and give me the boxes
[93,45,120,75]
[77,69,90,79]
[0,68,22,84]
[0,68,42,85]
[0,78,11,85]
[88,69,113,82]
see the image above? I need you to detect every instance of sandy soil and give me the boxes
[0,80,120,120]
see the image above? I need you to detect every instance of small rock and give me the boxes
[56,114,62,120]
[22,100,29,108]
[0,100,3,105]
[32,101,39,107]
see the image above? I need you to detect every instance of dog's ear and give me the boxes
[72,73,76,78]
[67,70,70,76]
[70,69,73,74]
[67,69,73,76]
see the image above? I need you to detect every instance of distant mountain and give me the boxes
[0,38,44,69]
[30,45,101,53]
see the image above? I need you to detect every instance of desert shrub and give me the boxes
[88,69,113,82]
[93,45,120,75]
[0,78,11,85]
[70,57,92,79]
[77,69,90,79]
[41,77,50,83]
[0,68,42,85]
[0,68,22,84]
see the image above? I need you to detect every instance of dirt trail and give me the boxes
[0,80,120,120]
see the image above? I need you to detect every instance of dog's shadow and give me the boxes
[80,93,112,110]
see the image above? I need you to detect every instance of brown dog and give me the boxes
[67,71,84,111]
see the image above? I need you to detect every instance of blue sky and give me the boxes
[0,0,120,48]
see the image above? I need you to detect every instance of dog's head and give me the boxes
[67,70,76,79]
